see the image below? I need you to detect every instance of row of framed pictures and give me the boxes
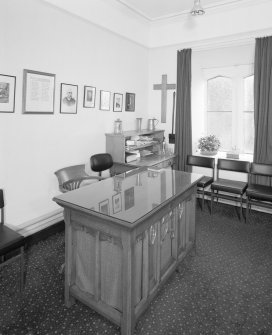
[0,69,135,114]
[83,86,135,112]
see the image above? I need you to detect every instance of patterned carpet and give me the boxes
[1,203,272,335]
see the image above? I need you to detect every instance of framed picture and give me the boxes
[0,74,16,113]
[100,90,111,111]
[125,92,135,112]
[113,93,123,112]
[23,69,55,114]
[60,83,78,114]
[124,187,135,210]
[99,199,109,215]
[83,85,96,108]
[112,193,122,214]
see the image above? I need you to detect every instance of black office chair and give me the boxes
[55,164,102,193]
[90,153,113,178]
[0,189,26,291]
[186,155,215,211]
[246,163,272,223]
[211,159,250,220]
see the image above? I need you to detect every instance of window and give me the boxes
[243,75,254,153]
[205,66,254,154]
[207,76,232,151]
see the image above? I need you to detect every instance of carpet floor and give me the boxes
[1,203,272,335]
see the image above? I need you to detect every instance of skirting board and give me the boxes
[15,209,64,237]
[198,193,272,215]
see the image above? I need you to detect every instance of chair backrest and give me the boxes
[90,153,113,175]
[187,155,215,169]
[187,155,215,178]
[217,159,250,179]
[54,164,89,189]
[250,163,272,177]
[0,189,4,225]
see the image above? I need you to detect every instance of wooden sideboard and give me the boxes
[53,168,201,335]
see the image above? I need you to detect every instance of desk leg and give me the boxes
[121,231,135,335]
[64,209,75,307]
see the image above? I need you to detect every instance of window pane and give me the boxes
[244,75,254,111]
[243,112,254,153]
[207,112,232,151]
[207,77,232,111]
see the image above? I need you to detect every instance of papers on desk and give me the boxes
[125,150,139,163]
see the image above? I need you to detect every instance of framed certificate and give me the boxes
[22,69,55,114]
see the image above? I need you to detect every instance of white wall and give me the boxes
[148,43,255,152]
[0,0,149,227]
[43,0,150,47]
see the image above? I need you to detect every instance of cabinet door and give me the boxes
[159,211,175,276]
[177,196,195,258]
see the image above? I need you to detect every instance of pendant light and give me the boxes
[191,0,205,16]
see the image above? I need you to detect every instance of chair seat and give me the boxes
[197,176,213,188]
[0,225,24,256]
[246,184,272,201]
[211,178,248,195]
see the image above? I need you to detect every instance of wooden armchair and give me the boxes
[55,164,102,193]
[0,189,26,291]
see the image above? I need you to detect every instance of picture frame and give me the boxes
[112,193,122,214]
[99,199,109,215]
[113,93,123,112]
[83,85,96,108]
[125,92,135,112]
[124,187,135,210]
[100,90,111,111]
[60,83,78,114]
[0,74,16,113]
[22,69,55,114]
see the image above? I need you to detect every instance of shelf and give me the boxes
[105,129,164,138]
[125,141,158,153]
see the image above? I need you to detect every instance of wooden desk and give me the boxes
[53,169,201,335]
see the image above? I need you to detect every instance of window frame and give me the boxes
[203,65,254,155]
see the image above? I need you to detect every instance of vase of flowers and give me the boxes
[198,135,221,155]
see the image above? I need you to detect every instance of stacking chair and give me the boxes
[211,159,250,220]
[246,163,272,222]
[90,153,113,178]
[0,189,26,291]
[55,164,102,193]
[186,155,215,211]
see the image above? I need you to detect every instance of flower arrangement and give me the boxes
[198,135,221,153]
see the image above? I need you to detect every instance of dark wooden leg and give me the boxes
[246,196,249,223]
[240,195,243,221]
[20,246,25,292]
[202,188,205,211]
[211,189,213,218]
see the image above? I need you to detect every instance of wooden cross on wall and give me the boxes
[153,74,176,123]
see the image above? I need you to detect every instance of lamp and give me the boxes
[191,0,205,16]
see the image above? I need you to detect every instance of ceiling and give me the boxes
[115,0,244,20]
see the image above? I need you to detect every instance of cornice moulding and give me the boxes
[155,28,272,52]
[116,0,272,22]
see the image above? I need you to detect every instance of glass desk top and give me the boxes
[53,169,202,224]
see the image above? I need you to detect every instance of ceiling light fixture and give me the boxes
[191,0,205,16]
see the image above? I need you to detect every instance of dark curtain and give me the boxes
[253,36,272,185]
[174,49,192,171]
